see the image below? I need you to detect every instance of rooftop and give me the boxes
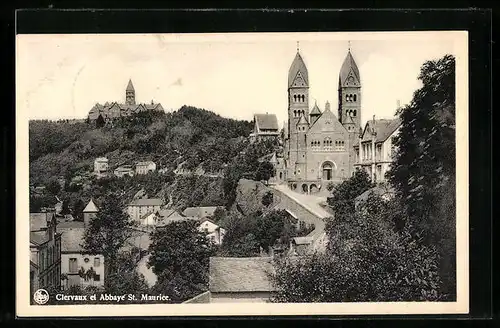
[292,236,314,245]
[30,231,49,246]
[58,227,86,253]
[182,206,219,219]
[30,212,54,232]
[83,199,99,213]
[361,117,402,143]
[209,257,276,293]
[254,113,279,132]
[129,198,164,207]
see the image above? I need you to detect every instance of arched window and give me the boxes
[345,94,349,101]
[353,94,357,102]
[324,137,332,151]
[353,109,357,117]
[302,95,305,102]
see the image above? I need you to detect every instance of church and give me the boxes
[266,44,402,194]
[87,79,164,122]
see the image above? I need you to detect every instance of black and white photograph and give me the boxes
[16,30,468,316]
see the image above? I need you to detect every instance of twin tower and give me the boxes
[287,44,362,135]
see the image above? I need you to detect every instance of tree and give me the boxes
[271,193,442,302]
[326,169,373,218]
[148,220,216,302]
[61,198,70,215]
[261,191,274,207]
[386,54,456,299]
[82,194,136,278]
[255,161,275,185]
[46,178,61,195]
[105,253,150,301]
[71,199,86,221]
[96,114,105,128]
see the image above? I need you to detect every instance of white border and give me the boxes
[16,31,469,317]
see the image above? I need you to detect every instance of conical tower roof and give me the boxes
[126,79,135,91]
[310,101,321,115]
[288,51,309,88]
[83,199,99,213]
[339,50,360,87]
[269,152,278,164]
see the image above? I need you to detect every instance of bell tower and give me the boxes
[287,42,310,180]
[126,79,136,106]
[338,42,361,133]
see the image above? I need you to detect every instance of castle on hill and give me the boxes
[87,79,164,122]
[254,44,402,194]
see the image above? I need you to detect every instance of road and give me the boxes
[136,254,157,288]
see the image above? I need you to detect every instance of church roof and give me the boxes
[344,113,355,124]
[83,199,99,213]
[310,102,321,115]
[288,51,309,88]
[339,50,360,87]
[297,113,309,126]
[254,113,279,131]
[126,79,135,91]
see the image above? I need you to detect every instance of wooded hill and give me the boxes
[29,105,279,213]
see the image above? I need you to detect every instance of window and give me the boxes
[353,109,357,117]
[323,138,333,151]
[94,274,101,282]
[335,140,345,151]
[94,257,101,267]
[353,94,357,102]
[69,258,78,273]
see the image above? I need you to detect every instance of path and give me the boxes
[137,253,157,287]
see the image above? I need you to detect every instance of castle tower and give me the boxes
[287,43,310,180]
[338,44,361,133]
[83,198,99,228]
[125,79,136,106]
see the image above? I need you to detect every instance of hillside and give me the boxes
[29,106,279,213]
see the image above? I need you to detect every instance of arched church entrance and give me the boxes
[321,161,336,181]
[302,184,309,193]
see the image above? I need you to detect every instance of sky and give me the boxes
[16,32,463,126]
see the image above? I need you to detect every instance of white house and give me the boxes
[114,165,134,178]
[353,116,402,183]
[93,157,108,177]
[136,161,156,175]
[127,198,164,221]
[198,219,226,245]
[57,200,104,289]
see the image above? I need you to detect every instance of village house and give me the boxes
[249,113,280,142]
[114,165,135,178]
[209,257,276,303]
[135,161,156,175]
[93,157,109,177]
[57,199,105,289]
[30,211,62,298]
[354,116,402,183]
[127,198,165,221]
[288,236,314,256]
[198,219,226,245]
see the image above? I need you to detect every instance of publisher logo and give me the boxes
[33,289,49,305]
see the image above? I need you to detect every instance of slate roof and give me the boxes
[30,213,53,231]
[209,257,276,293]
[288,51,309,87]
[362,118,402,142]
[339,50,360,87]
[129,198,164,206]
[126,79,135,91]
[59,228,86,253]
[83,199,99,213]
[254,114,279,131]
[57,221,85,229]
[310,102,321,115]
[30,231,49,245]
[136,161,155,166]
[182,206,219,218]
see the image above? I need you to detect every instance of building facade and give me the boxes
[93,157,109,177]
[353,117,402,183]
[30,211,62,298]
[88,79,164,122]
[135,161,156,175]
[127,198,165,221]
[249,113,280,142]
[57,199,105,289]
[114,165,135,178]
[274,47,361,194]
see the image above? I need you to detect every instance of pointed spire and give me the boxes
[126,79,135,91]
[310,101,321,115]
[339,47,360,87]
[288,44,308,88]
[83,198,99,213]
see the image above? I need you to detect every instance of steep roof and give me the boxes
[339,50,360,87]
[126,79,135,91]
[128,198,164,206]
[30,231,49,245]
[296,113,309,126]
[83,199,99,213]
[209,257,276,293]
[254,114,279,131]
[59,228,86,253]
[288,51,309,88]
[362,117,402,142]
[182,206,219,218]
[30,212,54,231]
[310,102,321,115]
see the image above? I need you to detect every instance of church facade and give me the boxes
[274,46,363,194]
